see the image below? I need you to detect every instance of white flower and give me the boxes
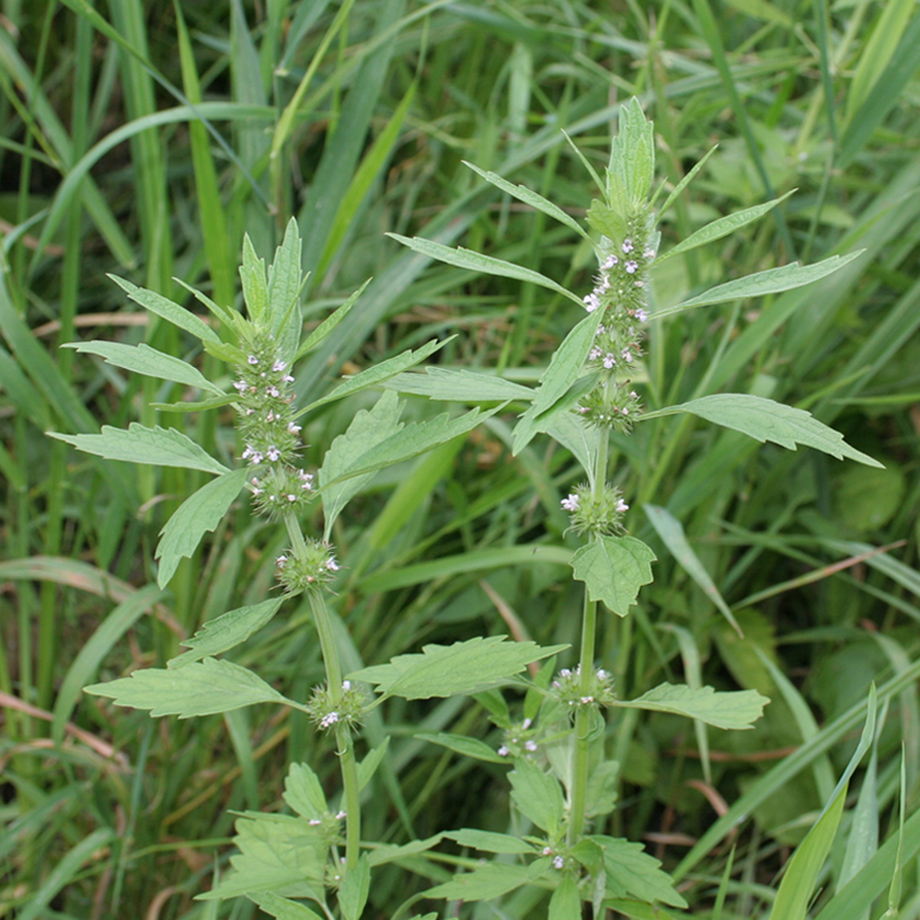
[266,385,280,398]
[247,354,259,365]
[622,239,634,253]
[336,810,346,820]
[583,292,601,313]
[561,494,579,512]
[498,745,509,757]
[617,499,629,513]
[273,359,287,372]
[553,855,565,869]
[524,740,537,752]
[625,260,638,274]
[320,711,340,728]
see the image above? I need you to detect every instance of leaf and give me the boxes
[64,341,225,394]
[318,389,404,539]
[655,192,794,265]
[367,835,445,868]
[425,860,547,901]
[384,367,535,403]
[267,217,305,361]
[357,737,390,792]
[645,394,883,466]
[591,835,688,908]
[571,536,657,617]
[513,309,603,454]
[388,233,585,308]
[414,731,507,764]
[348,636,568,700]
[283,762,328,819]
[543,411,600,482]
[463,161,591,241]
[654,252,863,317]
[644,504,741,634]
[607,97,655,209]
[240,233,269,323]
[108,275,220,343]
[156,468,249,588]
[655,145,718,217]
[149,393,237,413]
[85,657,291,717]
[614,683,768,730]
[167,597,285,668]
[441,829,536,855]
[338,855,370,920]
[49,423,230,475]
[509,759,565,833]
[549,876,582,920]
[248,892,324,920]
[299,338,451,415]
[293,280,370,362]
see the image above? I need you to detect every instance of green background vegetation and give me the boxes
[1,0,918,917]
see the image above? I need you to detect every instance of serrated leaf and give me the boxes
[614,682,768,730]
[655,192,794,265]
[442,829,536,854]
[283,762,328,819]
[388,233,584,308]
[198,813,325,900]
[384,367,535,403]
[108,275,220,343]
[248,892,324,920]
[357,737,390,792]
[167,597,285,668]
[646,394,882,467]
[591,835,687,908]
[608,97,655,208]
[85,657,290,717]
[299,338,450,416]
[367,835,445,868]
[338,855,370,920]
[267,217,305,361]
[549,876,582,920]
[586,199,627,243]
[414,731,507,764]
[654,252,863,317]
[149,393,237,413]
[543,411,600,481]
[348,636,568,700]
[571,536,657,617]
[156,468,249,588]
[463,161,591,241]
[655,145,717,217]
[425,859,547,901]
[49,423,229,475]
[240,233,269,323]
[65,341,225,394]
[513,310,602,454]
[509,759,565,833]
[318,390,404,539]
[293,280,369,362]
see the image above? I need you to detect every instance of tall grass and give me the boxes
[1,0,918,917]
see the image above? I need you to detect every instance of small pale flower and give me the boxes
[524,740,537,752]
[309,818,322,826]
[583,292,601,313]
[498,745,509,757]
[320,711,340,729]
[233,379,248,393]
[267,446,281,462]
[602,254,619,269]
[635,308,648,322]
[335,810,346,820]
[272,359,287,372]
[603,353,616,369]
[622,239,634,253]
[247,354,259,365]
[561,494,580,512]
[542,846,553,855]
[266,385,280,398]
[616,499,629,513]
[276,554,288,568]
[288,422,302,434]
[325,558,340,572]
[625,260,639,274]
[553,855,565,870]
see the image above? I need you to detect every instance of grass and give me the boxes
[1,0,919,918]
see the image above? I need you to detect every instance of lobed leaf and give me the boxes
[571,536,657,617]
[267,217,306,361]
[49,423,230,475]
[591,835,688,908]
[282,762,328,820]
[614,683,768,730]
[348,636,568,700]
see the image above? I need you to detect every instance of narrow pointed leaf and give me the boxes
[348,636,568,700]
[441,829,536,854]
[249,893,324,920]
[293,280,370,362]
[108,275,220,343]
[49,423,229,474]
[614,683,768,730]
[425,860,548,901]
[85,657,291,717]
[571,535,657,616]
[414,731,507,764]
[385,367,535,403]
[267,217,305,360]
[240,234,269,323]
[338,855,370,920]
[156,468,249,588]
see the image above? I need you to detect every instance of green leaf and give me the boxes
[607,97,655,209]
[645,394,883,466]
[85,657,290,717]
[49,423,230,475]
[441,829,536,854]
[292,280,370,363]
[149,393,237,413]
[388,233,585,308]
[64,341,225,395]
[318,389,404,539]
[571,536,657,617]
[167,597,285,668]
[299,338,451,415]
[283,762,328,820]
[614,683,768,730]
[367,835,445,868]
[198,813,325,900]
[513,310,602,454]
[543,411,600,483]
[108,275,220,343]
[248,892,324,920]
[156,468,249,588]
[591,835,688,908]
[384,367,535,403]
[267,217,305,361]
[425,860,548,901]
[509,759,565,833]
[586,199,627,243]
[357,737,390,792]
[655,192,795,265]
[240,233,269,323]
[549,876,582,920]
[644,504,741,634]
[654,252,863,317]
[463,161,591,241]
[338,855,370,920]
[414,731,507,764]
[655,145,718,217]
[348,636,568,700]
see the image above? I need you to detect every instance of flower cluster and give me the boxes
[496,718,541,759]
[551,665,616,711]
[306,809,347,844]
[250,466,315,519]
[306,679,366,733]
[559,484,629,537]
[276,538,341,594]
